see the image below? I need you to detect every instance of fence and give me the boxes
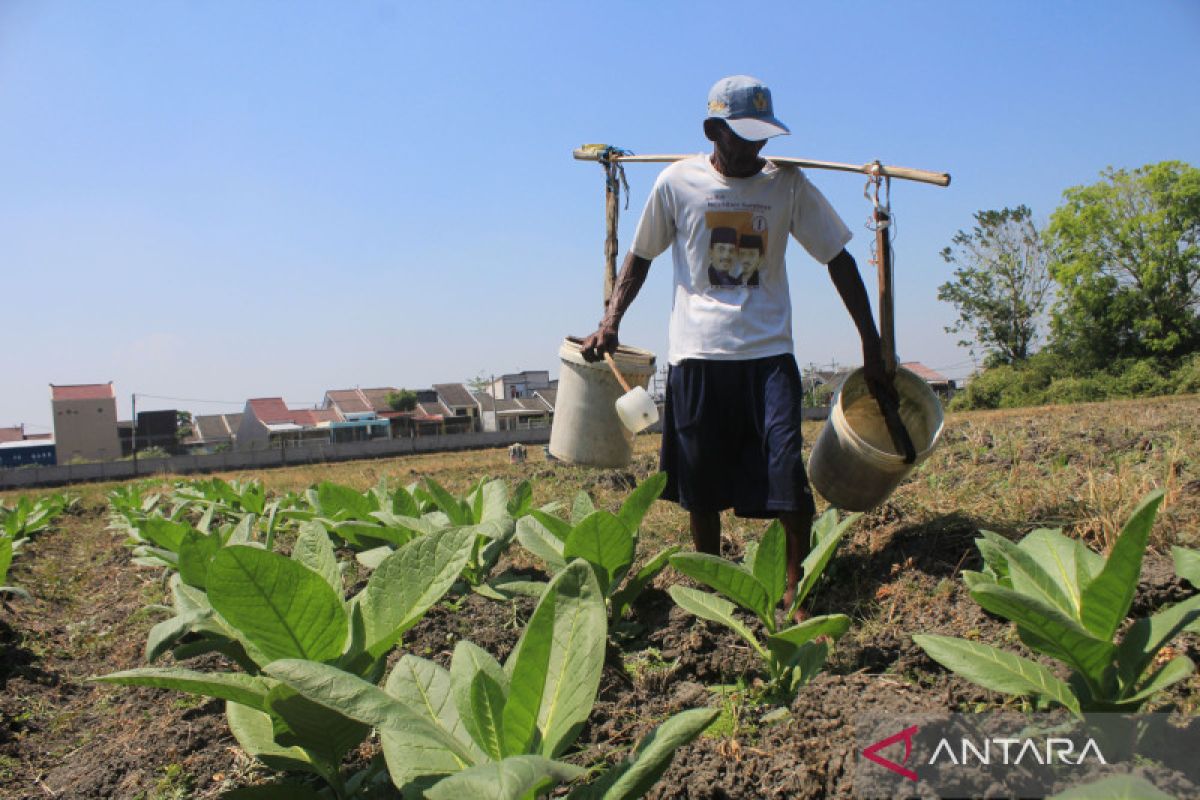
[0,427,551,491]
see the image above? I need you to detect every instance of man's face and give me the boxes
[737,248,762,273]
[710,242,736,271]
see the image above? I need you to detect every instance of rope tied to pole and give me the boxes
[596,144,633,210]
[864,160,892,230]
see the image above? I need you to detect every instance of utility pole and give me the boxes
[131,393,138,477]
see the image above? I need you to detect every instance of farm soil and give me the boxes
[3,397,1200,799]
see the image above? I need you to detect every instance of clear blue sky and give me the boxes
[3,1,1198,432]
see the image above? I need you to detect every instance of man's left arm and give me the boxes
[826,249,898,407]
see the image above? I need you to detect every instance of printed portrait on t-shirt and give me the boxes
[704,210,768,289]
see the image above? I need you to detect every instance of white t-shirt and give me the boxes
[630,154,852,364]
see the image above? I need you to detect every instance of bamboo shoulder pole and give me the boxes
[574,147,951,188]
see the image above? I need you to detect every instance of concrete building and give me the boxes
[490,370,553,400]
[236,398,341,450]
[50,383,122,464]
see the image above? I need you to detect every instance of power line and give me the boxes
[134,393,245,406]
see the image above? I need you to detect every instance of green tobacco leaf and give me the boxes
[529,510,572,542]
[517,517,567,572]
[767,614,850,653]
[1173,545,1200,588]
[507,480,533,517]
[451,640,510,760]
[912,635,1081,714]
[669,553,771,623]
[316,481,376,519]
[570,491,595,525]
[355,545,393,571]
[371,509,440,537]
[563,511,635,596]
[0,535,12,583]
[573,707,718,800]
[1019,528,1102,607]
[359,526,475,657]
[1079,491,1163,641]
[795,510,858,609]
[291,522,341,594]
[424,478,473,526]
[391,485,421,518]
[610,546,680,620]
[1047,774,1174,799]
[1121,655,1195,706]
[225,701,322,777]
[753,522,787,610]
[93,668,273,711]
[266,683,370,766]
[424,755,584,800]
[502,560,606,760]
[972,584,1116,691]
[975,532,1012,585]
[207,546,348,664]
[667,585,765,659]
[616,472,667,534]
[1114,594,1200,690]
[385,655,485,762]
[479,480,510,522]
[145,609,210,663]
[140,518,193,553]
[178,529,221,589]
[264,658,477,787]
[987,533,1078,619]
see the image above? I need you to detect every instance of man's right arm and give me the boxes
[578,253,652,362]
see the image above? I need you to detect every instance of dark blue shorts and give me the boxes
[660,354,816,518]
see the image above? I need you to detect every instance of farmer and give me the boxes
[579,75,896,610]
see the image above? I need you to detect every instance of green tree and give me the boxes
[937,206,1053,365]
[1046,161,1200,368]
[386,389,418,412]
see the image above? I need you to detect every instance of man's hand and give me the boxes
[579,321,619,363]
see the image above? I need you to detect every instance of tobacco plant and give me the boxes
[668,509,861,695]
[1174,545,1200,633]
[2,493,74,539]
[265,559,718,799]
[915,491,1200,714]
[96,525,476,797]
[515,473,678,620]
[1,528,29,600]
[2,493,74,601]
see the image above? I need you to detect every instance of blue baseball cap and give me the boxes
[706,75,790,141]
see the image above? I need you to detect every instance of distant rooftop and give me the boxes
[51,382,115,402]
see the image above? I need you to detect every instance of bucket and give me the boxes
[807,366,944,511]
[549,338,656,468]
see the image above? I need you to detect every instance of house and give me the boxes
[185,413,243,452]
[490,370,553,400]
[236,398,342,449]
[900,362,958,401]
[473,392,552,432]
[433,383,481,432]
[320,389,391,443]
[50,382,121,463]
[0,425,55,469]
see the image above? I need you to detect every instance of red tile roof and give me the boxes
[325,389,373,415]
[247,398,293,424]
[900,362,952,384]
[51,382,115,401]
